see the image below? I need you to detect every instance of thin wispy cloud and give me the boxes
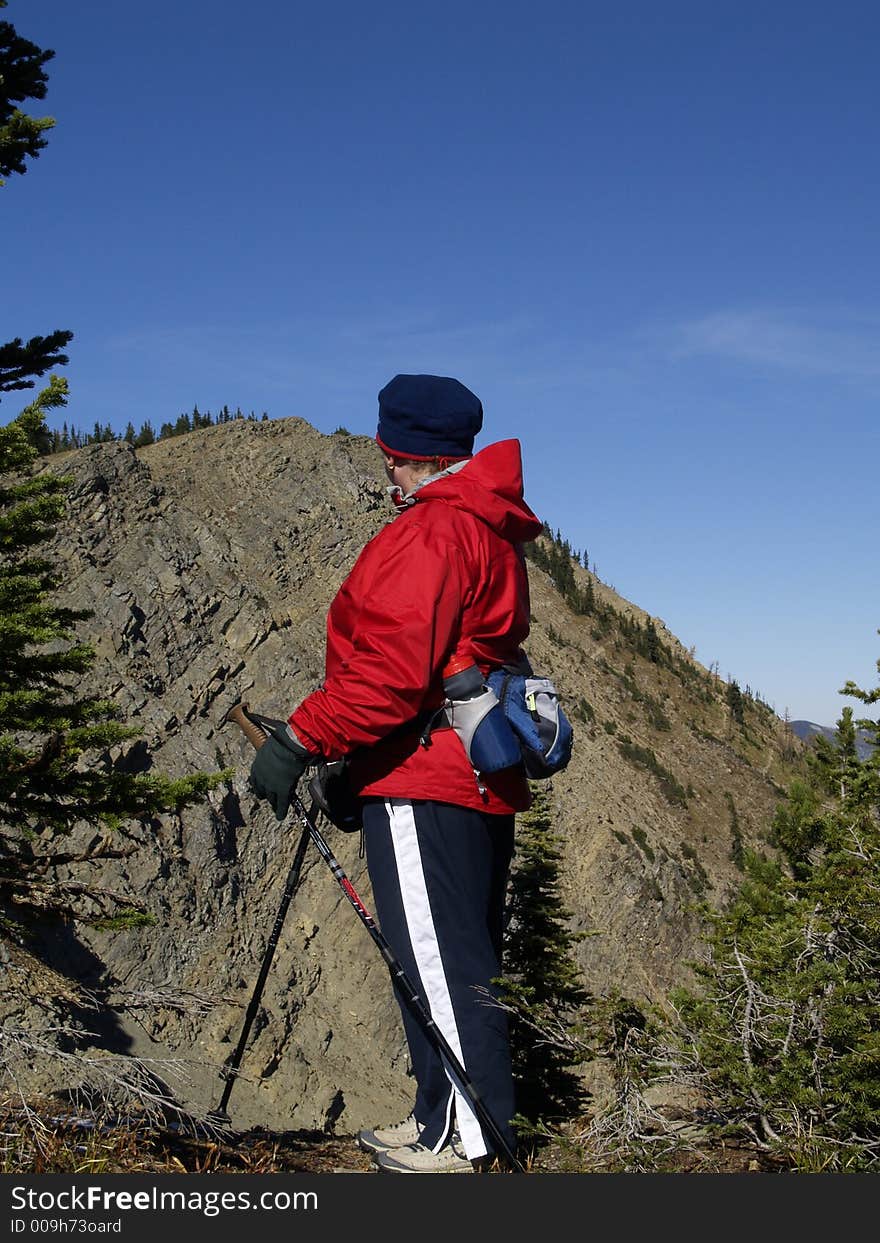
[103,311,570,401]
[668,309,880,384]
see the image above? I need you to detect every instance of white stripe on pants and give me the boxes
[384,798,486,1159]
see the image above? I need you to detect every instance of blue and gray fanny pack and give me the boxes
[487,663,574,780]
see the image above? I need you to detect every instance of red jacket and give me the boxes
[289,439,543,814]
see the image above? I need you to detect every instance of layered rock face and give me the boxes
[11,419,800,1133]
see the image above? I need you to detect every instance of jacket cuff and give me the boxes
[276,723,313,759]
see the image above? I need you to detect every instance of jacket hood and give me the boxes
[414,439,543,544]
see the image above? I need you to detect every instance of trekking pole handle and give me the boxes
[222,702,269,751]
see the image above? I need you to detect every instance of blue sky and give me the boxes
[4,0,878,726]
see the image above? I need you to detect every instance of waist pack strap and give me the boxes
[416,704,450,749]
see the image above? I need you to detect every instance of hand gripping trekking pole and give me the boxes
[223,702,525,1173]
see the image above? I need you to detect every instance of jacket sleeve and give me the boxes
[289,518,469,760]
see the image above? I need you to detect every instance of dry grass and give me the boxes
[1,1095,786,1175]
[0,1095,374,1175]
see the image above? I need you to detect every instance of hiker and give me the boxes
[249,373,543,1173]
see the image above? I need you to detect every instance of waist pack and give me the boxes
[487,661,574,780]
[422,657,573,781]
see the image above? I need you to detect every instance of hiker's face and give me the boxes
[382,452,423,495]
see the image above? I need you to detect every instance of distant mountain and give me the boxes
[790,720,875,762]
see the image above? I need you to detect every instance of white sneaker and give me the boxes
[357,1113,422,1156]
[374,1132,478,1174]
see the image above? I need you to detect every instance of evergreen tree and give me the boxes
[645,617,661,664]
[769,777,822,877]
[0,383,228,936]
[726,677,745,725]
[133,420,155,448]
[497,785,590,1132]
[0,2,55,183]
[672,643,880,1169]
[190,404,215,430]
[809,704,861,799]
[0,5,73,409]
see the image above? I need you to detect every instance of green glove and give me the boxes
[249,729,309,822]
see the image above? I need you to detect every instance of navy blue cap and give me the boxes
[376,374,483,460]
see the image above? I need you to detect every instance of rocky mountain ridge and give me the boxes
[5,417,806,1136]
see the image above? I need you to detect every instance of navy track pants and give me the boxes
[361,797,516,1160]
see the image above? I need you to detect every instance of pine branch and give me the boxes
[2,874,151,922]
[0,334,71,395]
[732,941,781,1145]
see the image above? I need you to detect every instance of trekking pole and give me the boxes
[209,811,312,1124]
[224,702,526,1173]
